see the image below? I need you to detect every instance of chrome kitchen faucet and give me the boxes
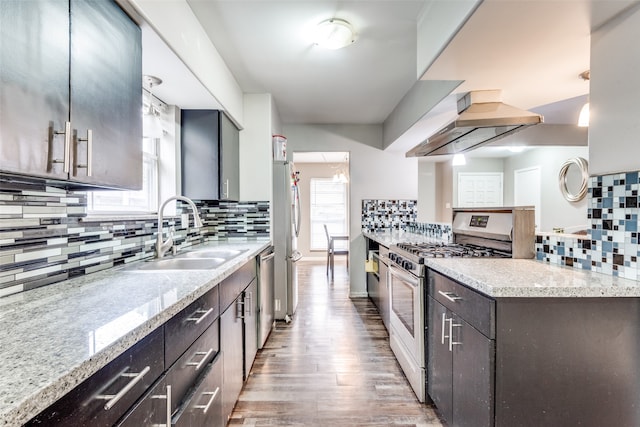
[156,196,204,258]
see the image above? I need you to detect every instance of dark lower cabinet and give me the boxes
[220,294,244,424]
[173,353,224,427]
[243,278,259,380]
[116,377,171,427]
[428,297,494,427]
[26,328,164,427]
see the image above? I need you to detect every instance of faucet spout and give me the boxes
[156,196,204,258]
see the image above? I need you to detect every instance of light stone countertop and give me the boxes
[0,240,271,427]
[363,230,640,298]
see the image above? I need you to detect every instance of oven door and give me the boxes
[388,264,425,402]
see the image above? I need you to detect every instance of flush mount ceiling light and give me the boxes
[578,70,590,127]
[314,18,355,50]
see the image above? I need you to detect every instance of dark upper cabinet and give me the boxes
[181,109,240,201]
[0,0,142,190]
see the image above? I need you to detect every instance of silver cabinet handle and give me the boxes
[76,129,93,177]
[186,307,214,325]
[438,290,462,302]
[448,318,462,352]
[194,387,220,414]
[52,121,71,173]
[441,312,450,345]
[151,384,172,427]
[186,348,214,371]
[96,365,151,410]
[236,299,245,319]
[245,292,253,316]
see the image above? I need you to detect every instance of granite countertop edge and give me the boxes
[0,240,271,427]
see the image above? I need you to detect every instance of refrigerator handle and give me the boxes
[293,185,301,238]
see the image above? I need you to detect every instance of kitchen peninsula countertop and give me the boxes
[0,240,270,427]
[364,229,640,298]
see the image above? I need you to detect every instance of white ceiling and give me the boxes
[142,0,639,145]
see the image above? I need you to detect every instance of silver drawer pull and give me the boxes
[438,290,462,302]
[151,384,172,427]
[186,307,214,324]
[449,319,463,352]
[97,365,151,410]
[194,387,220,414]
[186,348,214,371]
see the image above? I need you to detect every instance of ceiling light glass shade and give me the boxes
[452,153,466,166]
[578,102,589,127]
[314,19,355,49]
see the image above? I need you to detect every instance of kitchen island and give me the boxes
[365,229,640,427]
[0,240,270,427]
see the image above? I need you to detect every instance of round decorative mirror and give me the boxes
[558,157,589,202]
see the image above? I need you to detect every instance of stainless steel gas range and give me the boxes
[386,207,535,402]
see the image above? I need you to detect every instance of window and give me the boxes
[310,178,348,250]
[87,137,159,213]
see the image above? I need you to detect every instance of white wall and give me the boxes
[283,124,419,297]
[589,4,640,175]
[504,146,588,232]
[240,94,274,201]
[417,160,437,222]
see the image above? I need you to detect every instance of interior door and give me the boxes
[0,0,70,180]
[457,172,503,207]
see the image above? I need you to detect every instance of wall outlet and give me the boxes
[445,202,451,209]
[275,299,281,312]
[181,213,189,228]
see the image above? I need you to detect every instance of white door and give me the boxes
[457,173,503,207]
[514,166,541,231]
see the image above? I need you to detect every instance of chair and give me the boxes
[324,224,349,280]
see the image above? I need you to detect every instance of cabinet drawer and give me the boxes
[116,376,171,427]
[166,319,219,414]
[219,259,256,312]
[429,269,495,338]
[165,285,219,367]
[27,327,164,427]
[174,353,224,427]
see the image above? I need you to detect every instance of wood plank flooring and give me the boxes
[229,260,445,426]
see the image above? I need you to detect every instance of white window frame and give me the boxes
[309,178,348,251]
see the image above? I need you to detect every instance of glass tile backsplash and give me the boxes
[0,181,269,297]
[536,171,640,280]
[361,199,417,231]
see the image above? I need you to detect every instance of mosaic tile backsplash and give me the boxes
[0,181,269,297]
[406,222,452,242]
[361,199,417,231]
[536,171,640,280]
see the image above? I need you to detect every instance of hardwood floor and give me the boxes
[229,260,445,426]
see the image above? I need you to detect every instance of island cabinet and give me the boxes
[427,268,640,427]
[0,0,142,190]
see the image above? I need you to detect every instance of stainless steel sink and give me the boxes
[179,248,248,259]
[126,247,248,272]
[133,257,228,271]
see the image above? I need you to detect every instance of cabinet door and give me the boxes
[219,112,239,200]
[379,260,390,330]
[116,377,171,427]
[69,0,142,189]
[367,272,379,310]
[452,317,494,427]
[174,354,224,427]
[244,278,259,380]
[427,297,453,423]
[220,297,244,423]
[181,110,220,200]
[0,0,70,180]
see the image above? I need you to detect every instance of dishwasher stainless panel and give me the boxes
[257,247,275,348]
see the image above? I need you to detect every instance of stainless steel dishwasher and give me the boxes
[257,246,275,348]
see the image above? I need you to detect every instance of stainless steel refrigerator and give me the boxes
[272,160,301,320]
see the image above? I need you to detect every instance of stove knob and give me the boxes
[404,260,414,270]
[389,253,396,262]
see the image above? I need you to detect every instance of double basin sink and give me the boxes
[131,248,249,272]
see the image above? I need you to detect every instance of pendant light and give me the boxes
[578,70,590,127]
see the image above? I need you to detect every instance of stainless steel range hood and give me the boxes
[406,90,543,157]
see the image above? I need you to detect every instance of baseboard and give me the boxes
[349,292,369,298]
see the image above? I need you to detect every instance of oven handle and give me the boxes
[388,265,420,287]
